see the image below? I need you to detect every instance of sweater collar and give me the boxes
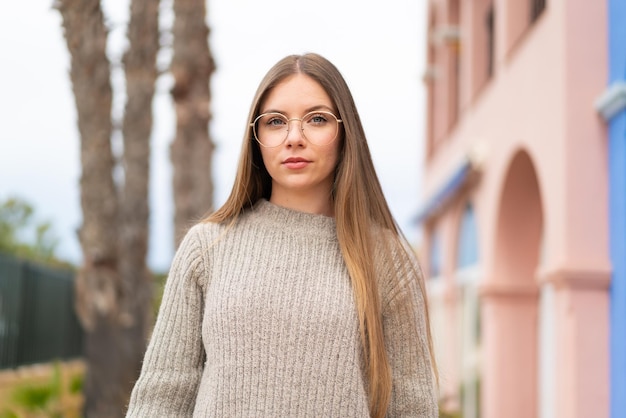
[252,199,337,240]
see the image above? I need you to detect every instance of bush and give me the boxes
[0,362,84,418]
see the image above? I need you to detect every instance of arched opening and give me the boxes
[481,150,543,418]
[493,151,543,286]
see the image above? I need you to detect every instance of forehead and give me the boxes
[261,74,335,113]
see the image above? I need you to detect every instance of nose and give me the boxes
[285,118,306,146]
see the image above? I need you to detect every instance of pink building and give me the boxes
[417,1,610,417]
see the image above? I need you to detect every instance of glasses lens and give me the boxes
[301,111,339,146]
[254,113,289,147]
[253,111,340,147]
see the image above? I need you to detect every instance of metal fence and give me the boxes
[0,252,83,369]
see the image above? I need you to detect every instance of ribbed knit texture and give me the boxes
[126,199,437,417]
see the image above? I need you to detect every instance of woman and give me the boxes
[126,53,438,417]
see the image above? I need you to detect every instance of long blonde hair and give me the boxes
[206,53,436,417]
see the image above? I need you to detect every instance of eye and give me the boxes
[305,113,329,125]
[263,114,288,128]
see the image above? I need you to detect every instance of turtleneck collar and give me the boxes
[250,199,337,241]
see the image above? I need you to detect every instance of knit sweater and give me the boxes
[126,199,437,417]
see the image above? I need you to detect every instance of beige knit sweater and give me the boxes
[126,200,437,417]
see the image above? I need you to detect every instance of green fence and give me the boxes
[0,252,83,369]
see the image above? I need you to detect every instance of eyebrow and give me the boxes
[260,105,337,115]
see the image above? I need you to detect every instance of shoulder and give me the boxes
[182,211,270,259]
[179,221,226,254]
[171,221,226,289]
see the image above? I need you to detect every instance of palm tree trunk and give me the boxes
[57,0,121,415]
[170,0,215,246]
[118,0,160,412]
[57,0,159,415]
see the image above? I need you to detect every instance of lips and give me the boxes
[282,157,311,169]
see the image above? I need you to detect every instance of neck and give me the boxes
[269,189,334,217]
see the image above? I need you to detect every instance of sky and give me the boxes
[0,0,428,272]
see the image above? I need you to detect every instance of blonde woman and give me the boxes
[126,53,438,418]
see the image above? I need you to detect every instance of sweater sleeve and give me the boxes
[382,245,438,418]
[126,225,207,417]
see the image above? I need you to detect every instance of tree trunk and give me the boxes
[57,0,121,416]
[118,0,160,413]
[170,0,215,246]
[57,0,159,416]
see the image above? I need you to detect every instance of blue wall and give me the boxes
[609,0,626,417]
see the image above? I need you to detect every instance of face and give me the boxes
[257,74,342,208]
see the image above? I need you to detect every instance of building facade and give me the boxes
[597,1,626,417]
[418,1,611,417]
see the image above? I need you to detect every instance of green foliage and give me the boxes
[0,196,72,269]
[12,385,56,412]
[67,374,83,395]
[12,363,60,414]
[0,197,34,249]
[0,362,83,418]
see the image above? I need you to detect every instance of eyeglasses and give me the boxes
[251,110,343,148]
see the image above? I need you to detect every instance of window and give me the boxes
[505,0,543,55]
[456,203,481,418]
[430,230,443,278]
[425,10,437,157]
[457,204,479,268]
[446,0,461,130]
[531,0,546,23]
[471,0,495,96]
[485,5,495,79]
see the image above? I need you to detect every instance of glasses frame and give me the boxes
[250,110,343,148]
